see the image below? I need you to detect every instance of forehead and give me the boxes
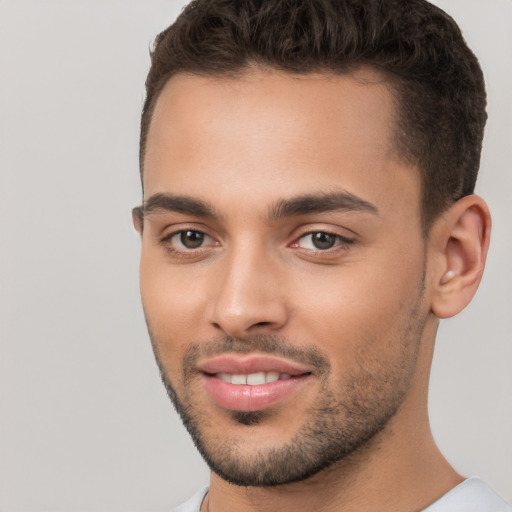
[143,68,419,220]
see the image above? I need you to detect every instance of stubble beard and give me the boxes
[146,282,427,487]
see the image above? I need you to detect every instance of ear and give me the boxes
[429,195,491,319]
[132,206,143,235]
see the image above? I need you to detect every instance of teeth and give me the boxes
[217,371,294,385]
[247,372,266,385]
[231,374,247,385]
[266,371,279,383]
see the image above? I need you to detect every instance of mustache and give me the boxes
[182,334,331,375]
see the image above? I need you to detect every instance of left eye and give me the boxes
[296,232,349,250]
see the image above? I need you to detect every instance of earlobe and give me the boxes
[430,195,491,319]
[132,206,144,235]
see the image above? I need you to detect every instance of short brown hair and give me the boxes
[140,0,487,230]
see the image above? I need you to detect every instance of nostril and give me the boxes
[251,321,272,328]
[208,298,289,336]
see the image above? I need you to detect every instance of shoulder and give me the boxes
[172,486,209,512]
[422,477,512,512]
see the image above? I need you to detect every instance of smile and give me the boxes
[198,354,313,412]
[215,371,292,385]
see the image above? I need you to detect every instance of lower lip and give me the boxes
[203,374,311,411]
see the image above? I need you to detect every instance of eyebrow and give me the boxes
[142,193,218,218]
[268,191,379,219]
[138,190,379,223]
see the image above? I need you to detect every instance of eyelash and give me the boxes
[159,228,354,257]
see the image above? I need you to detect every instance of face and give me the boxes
[137,69,431,486]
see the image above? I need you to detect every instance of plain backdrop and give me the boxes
[0,1,510,510]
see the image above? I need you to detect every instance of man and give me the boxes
[132,0,510,510]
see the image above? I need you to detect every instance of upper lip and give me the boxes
[198,354,312,376]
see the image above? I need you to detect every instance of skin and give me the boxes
[135,68,491,512]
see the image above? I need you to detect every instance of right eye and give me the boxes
[173,230,207,249]
[161,229,218,254]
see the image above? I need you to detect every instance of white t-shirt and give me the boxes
[172,478,511,512]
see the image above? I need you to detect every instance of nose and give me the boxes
[207,243,289,338]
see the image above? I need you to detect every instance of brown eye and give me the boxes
[298,232,337,250]
[294,231,353,252]
[161,229,218,256]
[310,232,336,250]
[179,230,205,249]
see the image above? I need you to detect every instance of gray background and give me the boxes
[0,1,510,510]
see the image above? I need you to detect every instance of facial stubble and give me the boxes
[146,279,427,487]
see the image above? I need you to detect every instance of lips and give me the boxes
[198,354,312,411]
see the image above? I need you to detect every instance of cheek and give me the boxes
[139,258,208,370]
[293,255,425,366]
